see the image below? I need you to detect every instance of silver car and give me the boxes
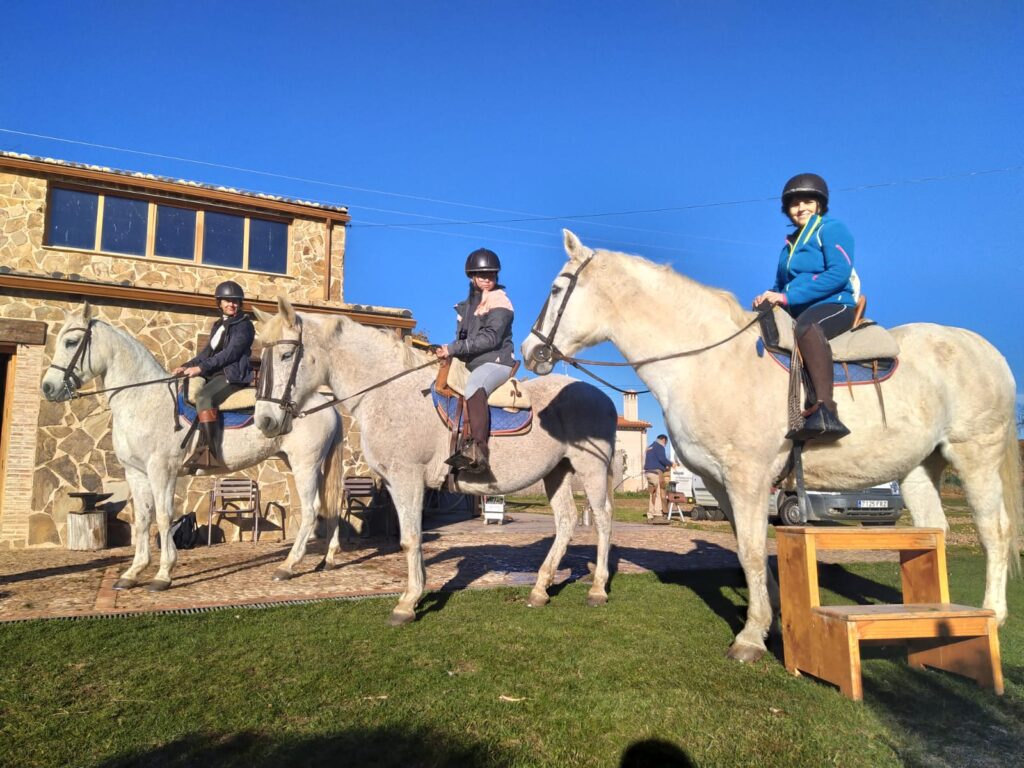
[771,481,905,526]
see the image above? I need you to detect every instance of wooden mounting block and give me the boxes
[776,526,1003,701]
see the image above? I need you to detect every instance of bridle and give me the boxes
[47,321,95,398]
[255,318,441,430]
[256,323,305,420]
[527,251,770,393]
[528,253,594,367]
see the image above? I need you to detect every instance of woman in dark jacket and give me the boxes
[173,280,255,470]
[753,173,858,441]
[435,248,515,472]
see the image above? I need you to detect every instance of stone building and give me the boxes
[0,152,415,549]
[616,391,652,492]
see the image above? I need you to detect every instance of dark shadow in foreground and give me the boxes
[620,739,695,767]
[96,726,516,768]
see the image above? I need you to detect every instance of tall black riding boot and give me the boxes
[464,389,492,472]
[786,325,850,442]
[185,408,224,473]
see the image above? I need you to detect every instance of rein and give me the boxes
[528,253,770,393]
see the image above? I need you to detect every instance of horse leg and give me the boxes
[901,451,948,530]
[721,479,774,663]
[944,440,1011,624]
[273,464,321,581]
[146,466,178,591]
[114,468,154,589]
[579,465,613,607]
[527,461,577,608]
[388,477,426,626]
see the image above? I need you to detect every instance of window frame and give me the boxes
[43,182,292,275]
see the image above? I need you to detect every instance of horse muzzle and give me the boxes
[524,343,555,376]
[40,378,73,403]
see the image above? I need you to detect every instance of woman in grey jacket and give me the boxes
[435,248,515,472]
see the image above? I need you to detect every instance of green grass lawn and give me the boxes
[1,554,1020,768]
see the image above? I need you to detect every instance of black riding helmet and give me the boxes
[782,173,829,214]
[465,248,501,276]
[214,280,245,304]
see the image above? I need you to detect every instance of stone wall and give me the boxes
[0,171,344,309]
[0,291,371,549]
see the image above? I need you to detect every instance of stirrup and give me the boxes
[786,402,850,442]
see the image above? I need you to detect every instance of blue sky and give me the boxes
[2,2,1022,443]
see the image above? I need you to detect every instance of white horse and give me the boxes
[523,230,1022,662]
[252,298,618,625]
[40,302,346,590]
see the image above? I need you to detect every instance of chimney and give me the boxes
[623,390,638,422]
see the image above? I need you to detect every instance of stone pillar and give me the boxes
[0,345,43,548]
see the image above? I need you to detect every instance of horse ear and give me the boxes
[252,306,273,324]
[82,300,93,321]
[277,296,298,328]
[563,229,587,263]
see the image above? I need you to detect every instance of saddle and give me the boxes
[759,295,900,442]
[178,377,255,430]
[435,358,532,410]
[763,300,900,362]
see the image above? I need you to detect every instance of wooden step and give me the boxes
[814,603,996,640]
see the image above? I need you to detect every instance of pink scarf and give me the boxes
[474,289,514,316]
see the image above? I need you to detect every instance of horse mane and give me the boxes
[261,310,432,370]
[597,247,753,327]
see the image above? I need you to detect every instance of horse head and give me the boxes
[522,229,607,375]
[40,301,102,402]
[253,296,329,437]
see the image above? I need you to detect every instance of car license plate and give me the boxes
[857,500,889,509]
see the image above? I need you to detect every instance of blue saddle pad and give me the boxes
[757,339,898,385]
[431,385,532,436]
[176,390,254,430]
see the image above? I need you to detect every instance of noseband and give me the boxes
[528,253,594,365]
[256,325,305,419]
[48,321,94,396]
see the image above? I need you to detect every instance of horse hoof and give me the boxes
[586,594,608,607]
[526,592,549,608]
[272,569,293,581]
[387,610,415,627]
[145,580,171,592]
[112,578,136,591]
[313,559,337,573]
[726,641,766,664]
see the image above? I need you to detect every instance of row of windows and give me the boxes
[45,187,289,274]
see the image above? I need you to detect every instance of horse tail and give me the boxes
[1000,417,1023,578]
[319,410,346,520]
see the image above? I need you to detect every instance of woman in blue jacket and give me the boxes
[753,173,856,441]
[173,280,255,471]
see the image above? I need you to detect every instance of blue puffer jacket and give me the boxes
[185,313,255,385]
[773,213,856,317]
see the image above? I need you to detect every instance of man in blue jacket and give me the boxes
[174,281,255,472]
[644,434,673,524]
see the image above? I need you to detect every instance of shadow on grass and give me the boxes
[95,726,517,768]
[860,660,1024,767]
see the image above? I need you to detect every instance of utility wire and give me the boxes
[4,126,1020,238]
[0,126,769,250]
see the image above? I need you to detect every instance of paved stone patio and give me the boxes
[0,513,895,622]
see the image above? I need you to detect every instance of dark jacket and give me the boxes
[450,286,515,371]
[644,441,671,472]
[185,312,255,384]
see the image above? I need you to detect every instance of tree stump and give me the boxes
[67,511,107,550]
